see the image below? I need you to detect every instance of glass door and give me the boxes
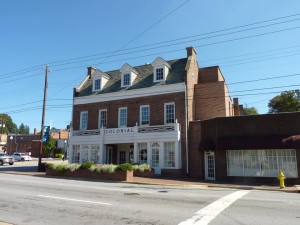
[106,146,113,164]
[151,142,161,175]
[205,151,215,180]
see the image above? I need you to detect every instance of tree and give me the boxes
[243,106,259,115]
[0,114,18,134]
[268,90,300,113]
[18,123,30,134]
[43,136,55,157]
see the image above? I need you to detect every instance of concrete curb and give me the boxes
[1,171,299,193]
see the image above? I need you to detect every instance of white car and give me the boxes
[0,153,14,165]
[12,153,32,161]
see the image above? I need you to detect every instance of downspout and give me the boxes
[185,83,189,176]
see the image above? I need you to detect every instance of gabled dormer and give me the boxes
[151,57,171,82]
[91,69,110,92]
[120,63,138,87]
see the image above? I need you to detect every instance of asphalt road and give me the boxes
[0,169,300,225]
[0,168,299,225]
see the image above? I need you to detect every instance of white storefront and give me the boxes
[68,123,181,175]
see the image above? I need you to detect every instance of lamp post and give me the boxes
[9,136,13,155]
[0,119,6,152]
[64,139,67,157]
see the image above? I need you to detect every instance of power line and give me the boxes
[1,12,300,77]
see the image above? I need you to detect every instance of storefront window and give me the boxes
[72,145,80,163]
[91,144,99,163]
[227,149,298,178]
[138,143,147,165]
[164,142,175,167]
[81,144,89,163]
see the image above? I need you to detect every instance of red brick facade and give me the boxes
[189,112,300,184]
[70,46,238,178]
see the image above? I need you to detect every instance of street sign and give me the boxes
[43,126,50,142]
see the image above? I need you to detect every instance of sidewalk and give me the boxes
[2,169,299,193]
[130,176,300,193]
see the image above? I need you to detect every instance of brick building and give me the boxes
[189,112,300,184]
[69,47,234,176]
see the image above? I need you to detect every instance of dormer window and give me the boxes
[120,63,138,88]
[156,68,164,81]
[91,69,110,92]
[123,73,131,86]
[151,57,171,82]
[94,78,101,91]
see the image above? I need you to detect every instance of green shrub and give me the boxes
[55,164,67,173]
[80,161,94,169]
[88,164,99,172]
[116,163,133,171]
[55,153,64,159]
[100,164,117,173]
[45,163,54,169]
[132,164,151,172]
[65,164,81,172]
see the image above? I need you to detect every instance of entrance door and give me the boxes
[205,151,215,180]
[151,142,161,175]
[107,146,113,164]
[119,151,126,164]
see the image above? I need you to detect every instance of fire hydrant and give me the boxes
[277,169,286,189]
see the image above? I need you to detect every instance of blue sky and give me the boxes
[1,0,300,133]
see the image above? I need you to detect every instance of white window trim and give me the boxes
[98,109,107,128]
[80,111,88,130]
[164,102,175,124]
[93,78,101,92]
[122,73,131,87]
[140,105,150,126]
[154,67,165,82]
[118,107,127,128]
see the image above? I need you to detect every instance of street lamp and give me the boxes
[0,120,6,152]
[64,139,67,154]
[9,136,13,155]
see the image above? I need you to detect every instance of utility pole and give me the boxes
[38,65,49,172]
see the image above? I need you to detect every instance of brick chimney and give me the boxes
[186,46,197,57]
[87,67,96,77]
[233,98,240,116]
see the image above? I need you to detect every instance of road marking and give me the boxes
[179,190,251,225]
[38,195,112,206]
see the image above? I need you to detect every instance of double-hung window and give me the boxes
[155,68,164,81]
[80,111,88,130]
[99,109,107,128]
[118,107,127,127]
[164,103,175,124]
[123,73,131,86]
[140,105,150,125]
[93,78,101,91]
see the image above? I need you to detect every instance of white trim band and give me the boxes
[74,82,185,105]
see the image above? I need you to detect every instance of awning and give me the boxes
[282,135,300,143]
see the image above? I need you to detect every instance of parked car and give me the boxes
[0,153,14,165]
[12,152,32,161]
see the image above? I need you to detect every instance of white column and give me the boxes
[98,144,104,164]
[175,141,180,169]
[79,146,83,164]
[147,142,151,166]
[134,142,138,163]
[159,141,164,168]
[68,145,72,163]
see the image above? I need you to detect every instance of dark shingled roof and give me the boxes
[76,58,187,97]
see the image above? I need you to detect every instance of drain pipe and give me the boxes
[185,83,189,176]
